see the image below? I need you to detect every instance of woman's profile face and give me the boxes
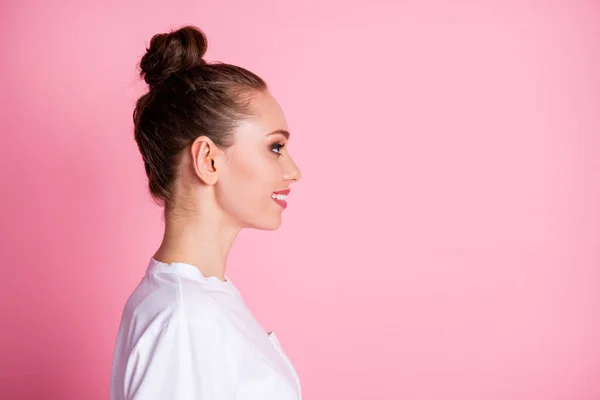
[215,90,302,230]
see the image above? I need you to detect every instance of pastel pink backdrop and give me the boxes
[1,0,598,399]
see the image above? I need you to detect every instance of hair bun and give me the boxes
[140,25,208,88]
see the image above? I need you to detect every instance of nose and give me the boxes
[284,156,302,183]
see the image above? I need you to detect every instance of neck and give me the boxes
[153,202,240,282]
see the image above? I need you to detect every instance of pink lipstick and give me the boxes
[271,189,290,209]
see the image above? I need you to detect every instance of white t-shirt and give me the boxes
[110,258,302,400]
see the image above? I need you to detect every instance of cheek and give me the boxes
[240,150,281,183]
[221,153,281,205]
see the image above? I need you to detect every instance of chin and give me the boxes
[250,215,282,231]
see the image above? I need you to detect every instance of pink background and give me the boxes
[1,0,599,399]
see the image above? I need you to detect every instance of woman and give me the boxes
[110,25,303,400]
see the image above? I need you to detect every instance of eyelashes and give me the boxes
[270,142,286,157]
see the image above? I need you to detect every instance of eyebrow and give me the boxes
[267,129,290,139]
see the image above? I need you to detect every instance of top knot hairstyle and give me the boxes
[133,25,267,209]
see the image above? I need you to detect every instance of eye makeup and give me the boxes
[270,142,285,156]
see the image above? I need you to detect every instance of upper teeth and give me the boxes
[272,194,287,200]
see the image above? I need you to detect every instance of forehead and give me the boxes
[235,91,289,141]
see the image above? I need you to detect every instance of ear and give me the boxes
[190,136,222,185]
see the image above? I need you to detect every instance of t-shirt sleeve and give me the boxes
[123,318,238,400]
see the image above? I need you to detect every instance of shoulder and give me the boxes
[121,274,237,351]
[174,278,235,326]
[120,285,242,400]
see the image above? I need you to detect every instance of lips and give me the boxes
[271,189,290,209]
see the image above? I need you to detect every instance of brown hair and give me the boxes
[133,25,267,209]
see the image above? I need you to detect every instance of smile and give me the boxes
[271,189,290,209]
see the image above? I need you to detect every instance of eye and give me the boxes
[270,142,285,157]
